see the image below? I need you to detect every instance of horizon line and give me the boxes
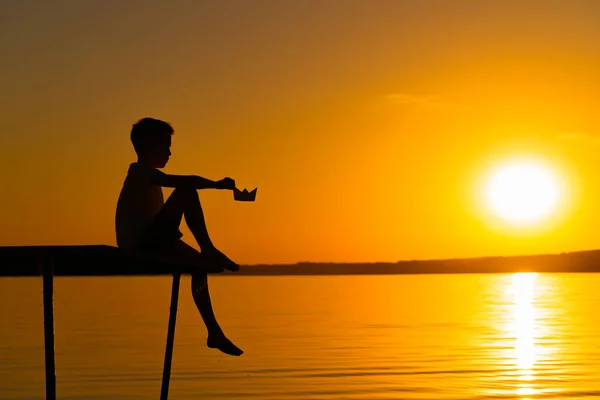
[241,247,600,267]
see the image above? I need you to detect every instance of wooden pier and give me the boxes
[0,245,205,400]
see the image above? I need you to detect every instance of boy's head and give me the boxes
[131,118,173,168]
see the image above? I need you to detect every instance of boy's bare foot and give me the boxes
[207,334,244,356]
[204,263,225,273]
[197,253,225,273]
[203,247,240,272]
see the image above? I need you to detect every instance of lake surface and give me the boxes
[1,273,600,399]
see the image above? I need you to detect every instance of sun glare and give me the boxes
[484,161,561,225]
[508,273,540,399]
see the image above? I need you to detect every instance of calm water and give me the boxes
[1,273,600,399]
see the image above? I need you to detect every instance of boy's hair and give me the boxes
[130,118,174,155]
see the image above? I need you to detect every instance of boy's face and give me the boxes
[143,135,171,168]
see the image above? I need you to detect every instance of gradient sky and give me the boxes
[1,0,600,264]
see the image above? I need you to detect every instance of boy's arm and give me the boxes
[150,170,234,190]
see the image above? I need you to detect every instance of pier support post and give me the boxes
[42,259,56,400]
[160,273,181,400]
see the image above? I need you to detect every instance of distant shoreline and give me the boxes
[232,249,600,275]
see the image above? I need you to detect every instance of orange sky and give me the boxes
[1,1,600,264]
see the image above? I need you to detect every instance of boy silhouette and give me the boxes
[115,117,243,356]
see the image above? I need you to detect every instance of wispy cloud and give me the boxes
[555,132,600,146]
[386,93,438,106]
[384,93,471,112]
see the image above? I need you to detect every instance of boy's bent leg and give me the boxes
[175,186,214,250]
[164,187,239,272]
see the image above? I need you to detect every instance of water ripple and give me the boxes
[2,274,600,399]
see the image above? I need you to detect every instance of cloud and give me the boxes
[386,93,438,105]
[384,93,471,112]
[555,132,600,146]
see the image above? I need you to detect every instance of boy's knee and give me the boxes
[174,185,196,195]
[173,186,198,202]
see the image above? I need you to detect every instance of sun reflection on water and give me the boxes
[507,272,539,400]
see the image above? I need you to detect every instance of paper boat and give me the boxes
[234,187,257,202]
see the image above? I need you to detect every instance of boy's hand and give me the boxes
[215,177,236,190]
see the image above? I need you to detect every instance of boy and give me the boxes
[115,117,243,356]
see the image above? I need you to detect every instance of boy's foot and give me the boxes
[197,253,225,273]
[204,264,225,273]
[203,248,240,272]
[207,334,244,356]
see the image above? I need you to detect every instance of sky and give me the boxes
[1,0,600,264]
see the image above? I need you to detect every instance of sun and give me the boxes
[484,160,561,225]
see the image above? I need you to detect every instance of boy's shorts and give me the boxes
[140,225,184,253]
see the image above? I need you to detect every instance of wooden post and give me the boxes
[160,273,181,400]
[42,258,56,400]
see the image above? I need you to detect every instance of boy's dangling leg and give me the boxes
[192,271,243,356]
